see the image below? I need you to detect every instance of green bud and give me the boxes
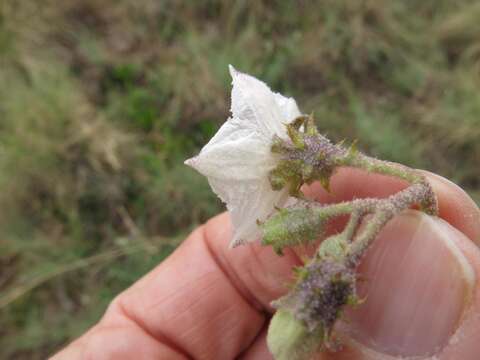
[261,207,324,255]
[317,233,350,260]
[267,310,323,360]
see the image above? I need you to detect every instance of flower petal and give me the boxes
[185,66,303,245]
[229,65,287,140]
[184,118,276,182]
[273,92,301,123]
[207,177,290,247]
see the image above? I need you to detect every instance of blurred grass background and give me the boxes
[0,0,479,358]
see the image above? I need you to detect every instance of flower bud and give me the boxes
[267,309,324,360]
[260,207,325,254]
[272,257,357,334]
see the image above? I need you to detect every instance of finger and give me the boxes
[104,225,271,360]
[238,327,273,360]
[335,212,476,358]
[51,318,189,360]
[52,168,479,359]
[316,211,480,360]
[234,169,480,359]
[53,213,303,360]
[434,221,480,360]
[244,210,480,360]
[304,169,480,359]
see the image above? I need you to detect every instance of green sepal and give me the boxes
[347,293,366,307]
[271,135,290,154]
[286,123,305,149]
[319,175,331,193]
[346,139,358,160]
[292,266,309,281]
[305,114,318,136]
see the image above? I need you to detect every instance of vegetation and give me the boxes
[0,1,479,358]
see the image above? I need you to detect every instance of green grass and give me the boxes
[0,0,479,358]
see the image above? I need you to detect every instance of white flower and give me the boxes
[185,65,301,247]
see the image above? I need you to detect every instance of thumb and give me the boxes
[335,210,479,359]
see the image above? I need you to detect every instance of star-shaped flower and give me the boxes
[185,65,302,247]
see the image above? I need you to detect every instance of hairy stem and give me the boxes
[338,152,438,215]
[340,153,422,183]
[347,182,432,264]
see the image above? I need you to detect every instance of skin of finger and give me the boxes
[52,168,480,359]
[237,327,273,360]
[50,221,296,360]
[104,226,267,360]
[50,321,189,360]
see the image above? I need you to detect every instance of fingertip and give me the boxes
[341,212,474,357]
[422,171,480,245]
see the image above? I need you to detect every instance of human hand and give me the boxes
[51,168,480,360]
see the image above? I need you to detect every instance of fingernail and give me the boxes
[343,210,475,357]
